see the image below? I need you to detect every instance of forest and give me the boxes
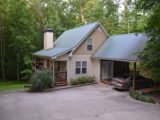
[0,0,160,82]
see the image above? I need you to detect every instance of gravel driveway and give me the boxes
[0,83,160,120]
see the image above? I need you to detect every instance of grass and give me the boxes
[0,80,29,92]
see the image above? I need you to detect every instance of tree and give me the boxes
[0,0,9,80]
[137,0,160,82]
[0,0,149,82]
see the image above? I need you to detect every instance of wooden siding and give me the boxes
[74,25,108,55]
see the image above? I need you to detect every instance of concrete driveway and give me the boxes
[0,84,160,120]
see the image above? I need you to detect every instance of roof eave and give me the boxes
[92,56,138,62]
[32,54,51,59]
[50,48,72,60]
[33,48,72,60]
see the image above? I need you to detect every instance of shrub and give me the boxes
[130,91,139,99]
[144,96,155,103]
[138,95,146,102]
[29,69,54,92]
[130,91,155,103]
[71,76,95,85]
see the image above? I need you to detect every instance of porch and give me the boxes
[54,61,67,86]
[33,57,67,86]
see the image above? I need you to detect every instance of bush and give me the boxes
[130,91,155,103]
[130,91,139,99]
[29,69,54,92]
[71,76,95,85]
[145,96,155,103]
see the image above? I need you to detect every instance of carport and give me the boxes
[92,33,149,91]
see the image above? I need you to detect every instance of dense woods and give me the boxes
[0,0,159,81]
[137,0,160,82]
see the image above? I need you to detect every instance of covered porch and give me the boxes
[54,61,67,86]
[32,57,67,86]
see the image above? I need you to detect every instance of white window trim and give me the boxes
[86,38,94,51]
[75,61,81,74]
[75,61,87,74]
[82,61,87,74]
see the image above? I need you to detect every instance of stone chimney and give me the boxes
[44,28,54,50]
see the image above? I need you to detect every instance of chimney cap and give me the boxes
[44,28,54,32]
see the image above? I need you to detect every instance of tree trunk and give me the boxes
[16,46,20,81]
[80,0,87,24]
[29,0,46,29]
[124,0,130,33]
[0,4,6,81]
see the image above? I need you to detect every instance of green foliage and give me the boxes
[29,69,54,92]
[0,0,147,81]
[144,96,155,103]
[21,56,33,80]
[130,91,155,103]
[137,0,160,82]
[130,91,139,99]
[71,76,95,85]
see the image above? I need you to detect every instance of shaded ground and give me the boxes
[143,90,160,103]
[136,86,160,103]
[0,83,160,120]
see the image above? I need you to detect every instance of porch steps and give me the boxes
[55,81,67,86]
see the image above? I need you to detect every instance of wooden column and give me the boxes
[132,62,136,91]
[52,60,55,85]
[44,59,47,69]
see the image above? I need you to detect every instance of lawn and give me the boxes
[0,80,29,92]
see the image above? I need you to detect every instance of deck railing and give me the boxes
[55,71,67,82]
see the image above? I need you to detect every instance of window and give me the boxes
[76,61,81,74]
[82,61,87,74]
[75,61,87,74]
[87,38,93,51]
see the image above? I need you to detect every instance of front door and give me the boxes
[101,60,113,82]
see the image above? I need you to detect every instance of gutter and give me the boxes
[91,56,138,62]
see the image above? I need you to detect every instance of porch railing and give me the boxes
[54,71,67,86]
[55,71,67,82]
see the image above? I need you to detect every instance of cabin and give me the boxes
[33,22,148,88]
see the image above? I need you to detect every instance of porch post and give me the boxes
[52,60,55,84]
[44,59,47,69]
[132,62,136,91]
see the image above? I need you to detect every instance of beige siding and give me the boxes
[54,54,100,83]
[74,26,108,55]
[67,55,100,83]
[56,54,68,61]
[53,25,108,84]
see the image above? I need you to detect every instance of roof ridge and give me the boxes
[65,22,99,32]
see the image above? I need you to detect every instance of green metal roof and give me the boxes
[92,33,149,62]
[54,22,99,48]
[34,22,99,58]
[33,48,71,58]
